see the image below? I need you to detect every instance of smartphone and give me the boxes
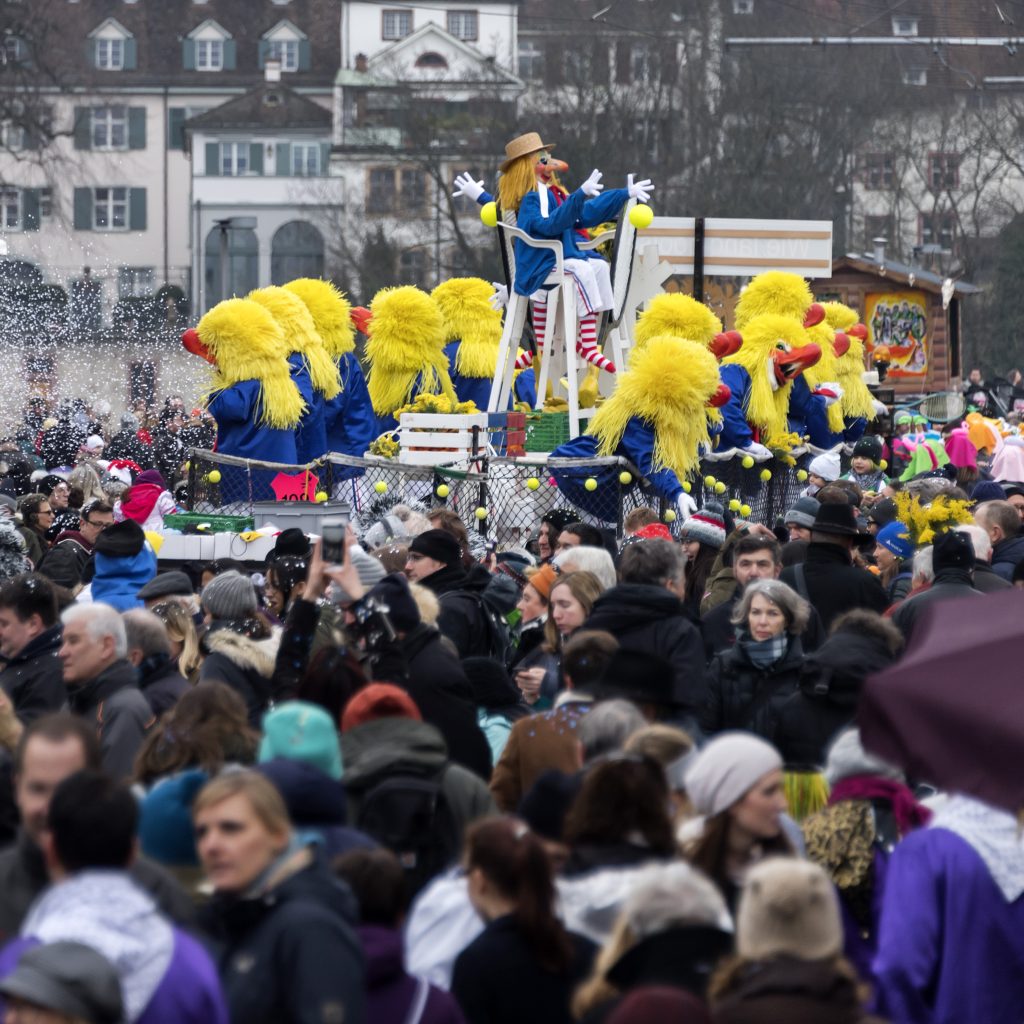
[321,520,346,564]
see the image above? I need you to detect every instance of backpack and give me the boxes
[439,589,514,667]
[355,769,461,898]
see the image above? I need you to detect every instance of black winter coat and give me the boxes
[701,594,826,662]
[40,422,84,469]
[200,850,366,1024]
[0,625,65,723]
[700,635,805,741]
[889,568,984,642]
[199,622,278,726]
[137,652,190,717]
[991,533,1024,581]
[584,584,707,720]
[420,563,495,659]
[104,429,152,468]
[973,562,1013,593]
[780,543,888,630]
[774,629,898,767]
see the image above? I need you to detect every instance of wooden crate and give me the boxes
[398,412,489,466]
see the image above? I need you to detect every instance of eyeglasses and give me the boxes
[37,508,53,516]
[83,517,113,530]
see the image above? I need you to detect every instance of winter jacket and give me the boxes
[0,625,65,723]
[341,717,495,842]
[105,428,152,467]
[990,533,1024,581]
[66,659,155,780]
[359,924,465,1024]
[37,530,91,583]
[288,352,328,464]
[199,622,280,726]
[418,563,498,660]
[701,594,825,662]
[199,847,365,1024]
[890,568,984,642]
[324,351,375,462]
[712,956,885,1024]
[0,830,195,944]
[40,422,84,470]
[0,870,226,1024]
[774,629,898,767]
[973,562,1013,593]
[701,635,805,741]
[780,543,889,631]
[584,584,707,720]
[90,543,158,612]
[115,485,177,533]
[15,526,43,568]
[137,653,190,717]
[451,914,596,1024]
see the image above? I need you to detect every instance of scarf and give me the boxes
[828,775,932,836]
[740,632,788,668]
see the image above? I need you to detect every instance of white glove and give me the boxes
[489,282,509,311]
[743,441,774,462]
[581,169,604,197]
[812,382,844,408]
[627,173,654,202]
[677,491,698,520]
[452,172,485,202]
[872,399,889,418]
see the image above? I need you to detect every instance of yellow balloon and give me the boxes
[618,471,633,485]
[435,484,450,498]
[760,469,772,482]
[475,507,488,520]
[879,459,888,471]
[729,499,742,512]
[207,469,221,484]
[315,491,328,503]
[797,469,809,482]
[714,481,726,495]
[374,481,388,494]
[480,201,498,228]
[584,477,598,492]
[740,504,752,517]
[629,204,654,229]
[526,477,540,491]
[703,475,716,488]
[682,481,692,493]
[664,509,677,523]
[741,456,755,469]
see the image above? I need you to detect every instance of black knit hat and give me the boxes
[541,509,577,535]
[367,573,421,632]
[852,436,883,464]
[933,530,976,573]
[408,528,461,566]
[93,519,145,558]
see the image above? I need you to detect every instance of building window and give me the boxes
[367,167,398,214]
[892,16,919,37]
[864,214,893,249]
[38,187,52,218]
[630,43,657,82]
[929,152,960,190]
[733,0,754,12]
[0,121,25,151]
[518,41,544,80]
[399,248,427,288]
[920,211,956,251]
[92,105,128,150]
[367,168,427,216]
[862,152,894,190]
[196,38,223,70]
[271,221,324,284]
[415,52,448,69]
[129,360,157,409]
[118,266,155,298]
[291,142,321,176]
[382,9,412,40]
[3,37,25,63]
[220,142,249,176]
[447,10,478,41]
[903,67,927,86]
[94,187,129,230]
[95,37,125,70]
[0,190,21,231]
[400,168,425,214]
[269,38,299,71]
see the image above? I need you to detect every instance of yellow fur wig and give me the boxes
[822,301,877,421]
[498,154,537,214]
[803,321,845,434]
[247,286,342,400]
[734,271,813,330]
[589,335,721,478]
[283,278,355,359]
[634,293,723,349]
[722,314,812,444]
[197,298,305,429]
[365,286,455,416]
[431,277,502,379]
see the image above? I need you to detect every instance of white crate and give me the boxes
[398,412,489,466]
[399,413,488,430]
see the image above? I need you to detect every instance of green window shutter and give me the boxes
[319,142,330,175]
[298,40,311,71]
[73,108,91,150]
[182,39,196,70]
[73,188,93,230]
[123,38,137,70]
[205,141,220,176]
[168,108,185,150]
[128,108,146,150]
[223,40,236,70]
[129,188,146,230]
[257,40,270,69]
[85,40,96,67]
[249,142,263,174]
[21,189,40,231]
[276,142,291,176]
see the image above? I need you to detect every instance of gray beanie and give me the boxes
[349,544,387,589]
[202,570,258,620]
[684,732,783,817]
[784,495,821,529]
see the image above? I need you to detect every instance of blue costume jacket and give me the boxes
[789,376,841,448]
[717,364,758,450]
[442,342,537,410]
[324,352,375,458]
[288,353,327,464]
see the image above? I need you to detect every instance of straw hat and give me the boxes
[500,131,555,171]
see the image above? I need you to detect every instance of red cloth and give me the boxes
[118,483,162,525]
[828,774,932,835]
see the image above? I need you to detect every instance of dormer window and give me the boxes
[892,16,919,37]
[97,38,124,69]
[260,21,309,72]
[89,19,135,70]
[185,20,235,71]
[903,67,927,86]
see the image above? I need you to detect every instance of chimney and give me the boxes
[355,52,368,73]
[265,58,282,83]
[872,236,887,264]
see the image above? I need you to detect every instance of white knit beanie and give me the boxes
[683,732,783,817]
[808,450,841,482]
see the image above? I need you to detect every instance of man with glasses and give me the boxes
[35,501,113,593]
[14,497,52,569]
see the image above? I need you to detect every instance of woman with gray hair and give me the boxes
[699,579,810,741]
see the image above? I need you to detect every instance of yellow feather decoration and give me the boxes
[822,302,876,421]
[588,335,721,479]
[197,298,306,430]
[283,278,355,359]
[734,271,814,329]
[634,293,723,349]
[247,286,342,400]
[431,277,502,380]
[365,286,455,416]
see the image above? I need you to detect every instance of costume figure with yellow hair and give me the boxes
[284,278,375,460]
[247,286,341,464]
[822,301,887,442]
[453,132,653,376]
[633,292,743,360]
[549,336,731,521]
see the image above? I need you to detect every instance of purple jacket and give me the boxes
[360,925,465,1024]
[873,827,1024,1024]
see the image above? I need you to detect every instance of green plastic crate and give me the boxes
[165,513,255,534]
[525,411,570,452]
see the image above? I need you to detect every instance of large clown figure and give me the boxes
[453,132,652,377]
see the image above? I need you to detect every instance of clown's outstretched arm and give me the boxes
[617,418,696,517]
[517,183,590,239]
[452,172,491,206]
[578,173,653,229]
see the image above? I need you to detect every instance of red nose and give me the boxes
[847,323,868,341]
[833,332,851,358]
[708,383,732,408]
[351,307,373,335]
[709,331,743,361]
[803,303,826,329]
[181,328,215,364]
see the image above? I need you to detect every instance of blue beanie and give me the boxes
[139,769,208,867]
[259,701,343,780]
[970,480,1006,504]
[876,521,914,561]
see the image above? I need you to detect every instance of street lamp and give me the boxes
[213,216,257,302]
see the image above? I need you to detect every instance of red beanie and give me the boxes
[341,683,422,732]
[634,523,674,542]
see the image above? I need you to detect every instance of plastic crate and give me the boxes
[525,411,570,452]
[165,513,254,534]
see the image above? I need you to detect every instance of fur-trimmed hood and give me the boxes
[202,625,280,677]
